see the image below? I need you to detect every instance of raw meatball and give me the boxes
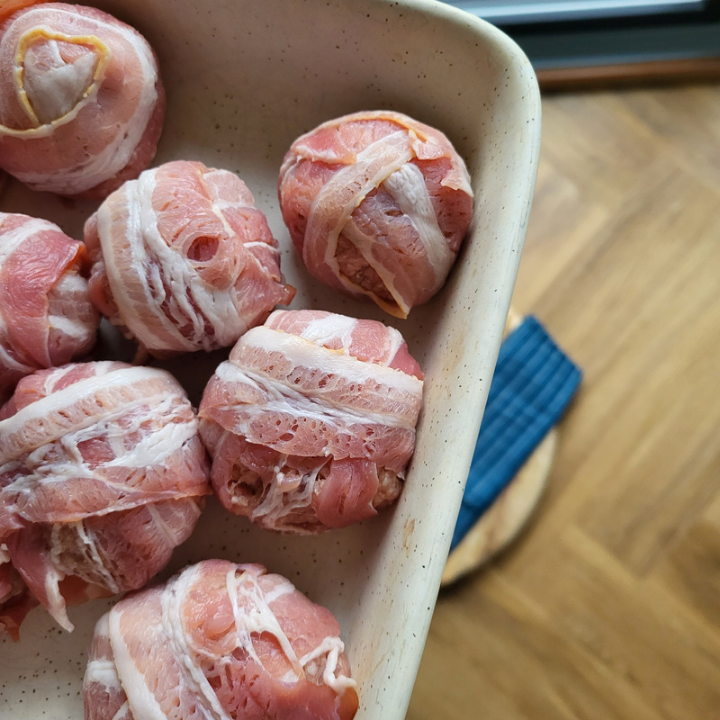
[278,110,473,318]
[84,560,358,720]
[199,309,424,533]
[0,2,165,198]
[86,160,296,357]
[0,362,210,635]
[0,212,98,400]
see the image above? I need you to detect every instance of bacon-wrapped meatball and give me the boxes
[0,213,98,400]
[0,3,165,198]
[84,561,358,720]
[199,309,424,533]
[278,110,473,318]
[86,160,296,358]
[0,362,210,635]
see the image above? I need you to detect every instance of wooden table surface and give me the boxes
[407,83,720,720]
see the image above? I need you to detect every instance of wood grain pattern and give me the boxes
[408,83,720,720]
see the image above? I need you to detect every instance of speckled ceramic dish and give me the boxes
[0,1,540,717]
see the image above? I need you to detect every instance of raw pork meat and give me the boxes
[278,110,473,318]
[0,547,36,640]
[199,309,424,533]
[0,212,98,400]
[0,3,165,198]
[84,560,358,720]
[86,161,296,357]
[0,1,43,22]
[0,362,210,635]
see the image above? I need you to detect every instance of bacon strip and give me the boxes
[199,309,423,532]
[278,110,473,318]
[86,161,295,357]
[84,560,358,720]
[0,213,98,400]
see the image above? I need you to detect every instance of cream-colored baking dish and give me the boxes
[0,0,540,717]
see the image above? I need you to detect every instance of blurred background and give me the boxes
[447,0,720,86]
[408,2,720,718]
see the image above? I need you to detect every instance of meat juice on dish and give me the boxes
[199,309,423,533]
[83,560,358,720]
[86,160,296,357]
[0,362,210,638]
[0,212,98,401]
[278,110,473,318]
[0,2,165,198]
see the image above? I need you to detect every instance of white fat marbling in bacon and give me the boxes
[0,3,165,198]
[0,212,98,401]
[199,309,423,533]
[278,110,473,318]
[0,362,210,636]
[86,161,296,357]
[83,560,358,720]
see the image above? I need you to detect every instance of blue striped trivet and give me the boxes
[451,316,582,551]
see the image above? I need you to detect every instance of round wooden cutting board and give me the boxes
[441,309,557,586]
